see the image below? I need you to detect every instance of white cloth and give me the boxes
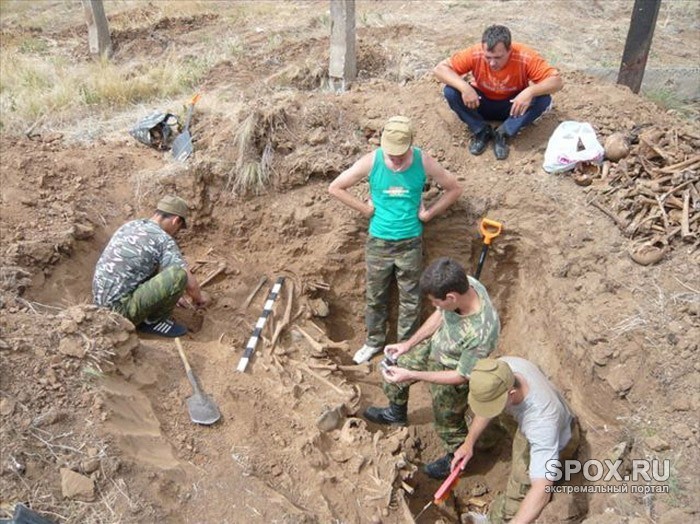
[501,356,574,480]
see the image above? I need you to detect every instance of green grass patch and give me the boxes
[644,87,699,121]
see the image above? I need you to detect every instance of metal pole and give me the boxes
[617,0,661,94]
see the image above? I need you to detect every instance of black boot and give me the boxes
[469,125,493,156]
[423,452,454,479]
[493,127,509,160]
[363,403,407,426]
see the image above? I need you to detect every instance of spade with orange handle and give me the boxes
[474,218,503,280]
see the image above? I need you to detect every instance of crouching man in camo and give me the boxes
[453,358,580,524]
[92,195,208,337]
[363,257,500,479]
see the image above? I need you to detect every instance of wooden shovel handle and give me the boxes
[175,337,192,374]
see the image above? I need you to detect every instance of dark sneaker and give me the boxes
[363,403,408,426]
[469,126,493,156]
[493,129,509,160]
[424,452,454,479]
[137,318,187,337]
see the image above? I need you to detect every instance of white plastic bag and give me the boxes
[543,121,604,174]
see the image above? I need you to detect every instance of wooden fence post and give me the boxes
[82,0,112,58]
[617,0,661,93]
[329,0,356,92]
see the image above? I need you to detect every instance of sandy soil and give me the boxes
[1,1,698,523]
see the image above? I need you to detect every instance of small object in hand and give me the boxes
[380,355,397,372]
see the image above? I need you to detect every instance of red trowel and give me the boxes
[415,455,469,520]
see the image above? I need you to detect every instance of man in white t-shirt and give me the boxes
[452,357,580,524]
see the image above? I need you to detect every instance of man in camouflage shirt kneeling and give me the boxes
[92,195,208,337]
[363,257,500,479]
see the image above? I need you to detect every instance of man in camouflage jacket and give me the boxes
[92,195,207,337]
[363,257,500,479]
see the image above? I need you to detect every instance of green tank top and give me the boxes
[368,147,426,240]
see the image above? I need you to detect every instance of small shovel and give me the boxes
[175,338,221,425]
[172,93,201,162]
[474,218,503,280]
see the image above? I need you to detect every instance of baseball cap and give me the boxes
[468,359,515,418]
[380,116,413,156]
[156,195,188,228]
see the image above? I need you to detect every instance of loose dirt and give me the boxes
[1,2,698,523]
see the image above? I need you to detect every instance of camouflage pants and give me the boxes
[113,265,187,326]
[384,340,470,452]
[489,419,581,523]
[365,235,422,348]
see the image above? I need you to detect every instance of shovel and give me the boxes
[474,218,503,280]
[172,93,201,162]
[174,338,221,425]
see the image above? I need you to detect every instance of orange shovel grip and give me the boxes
[479,218,503,246]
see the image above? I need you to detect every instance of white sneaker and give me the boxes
[353,344,382,364]
[465,511,490,524]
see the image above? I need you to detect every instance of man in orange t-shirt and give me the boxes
[434,25,563,160]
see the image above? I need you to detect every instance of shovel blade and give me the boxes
[172,131,193,162]
[186,392,221,425]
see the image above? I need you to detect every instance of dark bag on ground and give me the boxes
[129,112,180,150]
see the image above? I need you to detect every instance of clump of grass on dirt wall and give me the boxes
[228,102,288,196]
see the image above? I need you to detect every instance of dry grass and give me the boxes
[0,47,217,132]
[0,0,289,134]
[227,102,289,195]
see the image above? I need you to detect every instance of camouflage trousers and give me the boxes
[489,419,581,523]
[113,265,187,326]
[365,235,422,348]
[384,340,470,452]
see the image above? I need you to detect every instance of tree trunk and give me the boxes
[82,0,112,58]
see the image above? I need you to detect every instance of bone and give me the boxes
[658,154,700,174]
[199,262,226,288]
[308,362,371,375]
[681,190,691,238]
[295,362,348,395]
[294,325,326,355]
[591,200,630,231]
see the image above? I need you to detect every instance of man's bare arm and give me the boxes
[420,154,463,222]
[328,153,375,217]
[510,478,553,524]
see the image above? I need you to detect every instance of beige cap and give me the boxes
[380,116,413,156]
[156,195,188,228]
[468,359,515,418]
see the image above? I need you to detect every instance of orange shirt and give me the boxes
[449,42,558,100]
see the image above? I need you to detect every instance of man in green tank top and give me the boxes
[329,116,462,364]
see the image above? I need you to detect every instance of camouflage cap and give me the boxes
[380,116,413,156]
[156,195,188,228]
[468,359,515,418]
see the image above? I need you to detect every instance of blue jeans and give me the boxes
[443,85,552,137]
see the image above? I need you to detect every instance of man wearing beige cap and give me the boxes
[93,195,208,337]
[329,116,462,364]
[453,357,580,524]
